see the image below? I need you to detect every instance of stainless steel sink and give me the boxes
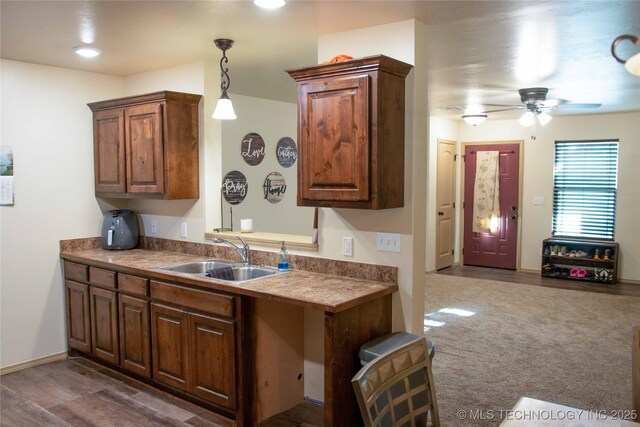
[159,260,287,284]
[161,260,233,274]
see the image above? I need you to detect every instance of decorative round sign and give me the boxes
[263,172,286,204]
[241,132,266,166]
[221,170,248,205]
[276,137,297,168]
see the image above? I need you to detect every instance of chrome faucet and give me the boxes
[212,236,251,265]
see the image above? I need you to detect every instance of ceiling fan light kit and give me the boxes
[611,34,640,76]
[462,114,487,126]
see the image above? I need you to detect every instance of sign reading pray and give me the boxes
[241,132,266,166]
[222,170,248,205]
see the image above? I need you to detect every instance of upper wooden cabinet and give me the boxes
[287,55,412,209]
[88,91,202,199]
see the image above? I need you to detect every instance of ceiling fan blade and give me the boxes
[559,102,602,109]
[483,106,524,113]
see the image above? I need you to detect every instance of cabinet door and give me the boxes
[90,287,119,364]
[119,295,150,378]
[298,74,370,203]
[151,303,190,391]
[126,103,164,194]
[93,109,126,193]
[66,280,91,353]
[189,313,236,409]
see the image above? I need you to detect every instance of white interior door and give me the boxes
[436,139,457,270]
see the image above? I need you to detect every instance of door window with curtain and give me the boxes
[552,140,618,240]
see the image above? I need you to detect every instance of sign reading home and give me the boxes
[222,170,248,205]
[241,132,266,166]
[263,172,286,204]
[276,137,297,168]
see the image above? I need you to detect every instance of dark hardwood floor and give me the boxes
[437,264,640,297]
[0,357,323,427]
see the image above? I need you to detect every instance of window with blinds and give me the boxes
[552,140,618,240]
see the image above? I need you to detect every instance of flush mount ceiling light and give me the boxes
[611,34,640,76]
[212,38,237,120]
[253,0,286,9]
[462,114,487,126]
[73,46,101,58]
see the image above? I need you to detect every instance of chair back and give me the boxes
[352,336,440,427]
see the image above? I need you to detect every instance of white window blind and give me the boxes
[552,140,618,240]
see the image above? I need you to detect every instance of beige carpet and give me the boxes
[424,273,640,426]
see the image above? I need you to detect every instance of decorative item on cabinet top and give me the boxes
[287,55,413,209]
[88,91,202,200]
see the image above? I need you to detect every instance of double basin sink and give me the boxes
[160,260,287,284]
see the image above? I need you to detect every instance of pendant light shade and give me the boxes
[625,52,640,76]
[212,38,237,120]
[213,92,237,120]
[462,114,487,126]
[253,0,286,9]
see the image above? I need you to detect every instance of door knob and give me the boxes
[438,211,444,216]
[511,214,517,220]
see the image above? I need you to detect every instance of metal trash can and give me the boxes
[359,332,435,366]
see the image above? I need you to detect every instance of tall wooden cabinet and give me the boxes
[287,55,412,209]
[88,91,202,199]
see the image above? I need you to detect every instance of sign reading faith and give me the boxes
[276,137,297,168]
[241,132,266,166]
[222,170,248,205]
[263,172,286,204]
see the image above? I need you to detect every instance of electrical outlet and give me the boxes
[180,222,188,238]
[342,237,353,257]
[376,232,401,253]
[151,220,158,234]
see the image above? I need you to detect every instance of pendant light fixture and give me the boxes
[253,0,286,9]
[212,38,237,120]
[611,34,640,76]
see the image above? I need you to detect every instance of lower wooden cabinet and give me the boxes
[151,303,191,391]
[119,294,151,378]
[90,287,119,365]
[150,302,237,410]
[64,261,243,423]
[65,280,91,353]
[190,312,236,409]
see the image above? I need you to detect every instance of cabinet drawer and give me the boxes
[64,261,88,282]
[90,267,116,289]
[119,273,148,296]
[150,281,234,318]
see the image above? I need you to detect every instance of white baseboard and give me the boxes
[0,352,67,375]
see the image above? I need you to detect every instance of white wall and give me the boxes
[455,112,640,281]
[219,94,314,235]
[0,60,123,368]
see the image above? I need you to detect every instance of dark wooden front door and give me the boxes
[463,143,519,269]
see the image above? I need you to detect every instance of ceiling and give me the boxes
[2,1,639,121]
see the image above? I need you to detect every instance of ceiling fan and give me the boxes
[461,87,602,126]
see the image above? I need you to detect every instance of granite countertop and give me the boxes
[60,248,397,313]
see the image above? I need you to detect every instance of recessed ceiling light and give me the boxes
[253,0,285,9]
[73,46,101,58]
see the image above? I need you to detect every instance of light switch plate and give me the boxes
[180,222,188,238]
[151,220,158,234]
[533,196,545,205]
[377,232,401,253]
